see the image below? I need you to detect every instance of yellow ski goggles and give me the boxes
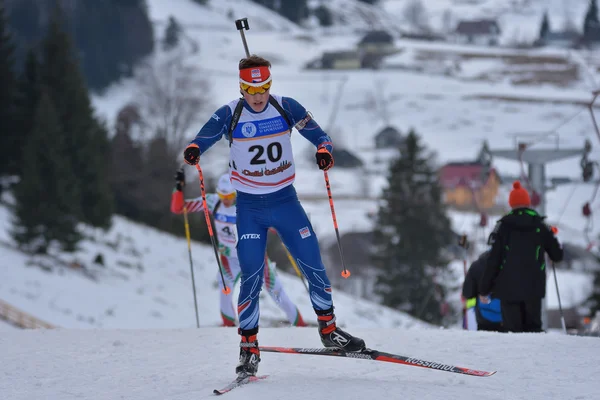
[218,192,236,202]
[240,81,272,95]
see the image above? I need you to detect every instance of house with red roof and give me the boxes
[439,161,501,211]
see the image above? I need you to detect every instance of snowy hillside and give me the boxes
[0,199,428,330]
[0,319,17,331]
[1,328,599,400]
[4,0,596,330]
[382,0,592,44]
[302,0,594,46]
[86,0,600,321]
[93,0,600,239]
[150,0,305,33]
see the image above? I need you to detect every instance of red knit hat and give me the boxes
[509,181,531,208]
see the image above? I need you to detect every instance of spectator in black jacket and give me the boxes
[480,181,563,333]
[462,251,504,332]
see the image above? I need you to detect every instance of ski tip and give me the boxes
[475,370,497,377]
[460,368,497,377]
[212,375,269,395]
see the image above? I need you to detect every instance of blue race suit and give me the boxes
[189,95,333,330]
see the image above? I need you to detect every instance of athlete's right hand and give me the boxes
[174,167,185,190]
[183,144,200,165]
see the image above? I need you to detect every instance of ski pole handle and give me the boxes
[235,18,251,57]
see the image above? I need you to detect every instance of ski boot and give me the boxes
[235,327,260,377]
[316,308,366,352]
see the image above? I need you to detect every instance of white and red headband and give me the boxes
[239,66,272,87]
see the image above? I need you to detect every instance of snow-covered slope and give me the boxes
[0,319,18,331]
[1,328,599,400]
[0,201,427,330]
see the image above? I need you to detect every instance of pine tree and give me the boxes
[144,137,178,216]
[40,6,113,229]
[110,130,144,219]
[371,130,455,325]
[163,16,182,51]
[110,105,145,219]
[10,49,41,178]
[584,0,600,42]
[0,0,17,178]
[249,0,276,9]
[539,11,550,40]
[278,0,309,24]
[7,0,153,91]
[79,121,114,230]
[12,89,82,253]
[313,5,333,27]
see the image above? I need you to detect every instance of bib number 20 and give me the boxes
[249,143,282,165]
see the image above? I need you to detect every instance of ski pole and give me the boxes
[235,18,251,57]
[282,243,309,293]
[551,261,567,334]
[323,171,350,278]
[194,164,231,295]
[182,204,200,328]
[458,234,469,330]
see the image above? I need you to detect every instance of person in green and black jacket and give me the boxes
[480,181,563,333]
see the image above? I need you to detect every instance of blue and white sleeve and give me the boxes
[281,96,333,152]
[189,105,232,155]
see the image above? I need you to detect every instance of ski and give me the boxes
[259,347,496,377]
[213,374,268,395]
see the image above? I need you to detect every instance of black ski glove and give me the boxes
[183,144,200,165]
[315,148,334,171]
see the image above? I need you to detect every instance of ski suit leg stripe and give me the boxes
[263,255,273,290]
[220,254,234,280]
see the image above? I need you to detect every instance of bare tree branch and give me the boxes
[133,51,211,159]
[402,0,430,34]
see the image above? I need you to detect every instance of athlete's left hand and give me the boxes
[316,148,334,171]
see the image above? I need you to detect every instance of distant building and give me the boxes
[454,19,501,46]
[438,161,501,211]
[374,126,404,149]
[400,32,445,42]
[358,30,396,53]
[358,30,398,69]
[306,50,361,70]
